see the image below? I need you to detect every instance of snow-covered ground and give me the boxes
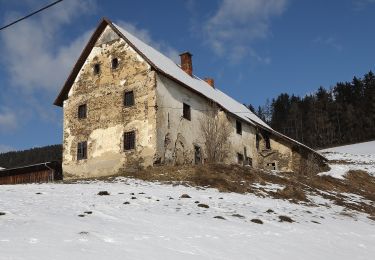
[1,178,374,260]
[319,140,375,179]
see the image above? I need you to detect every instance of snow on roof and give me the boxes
[113,23,271,130]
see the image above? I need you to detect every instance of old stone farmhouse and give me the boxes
[54,18,326,178]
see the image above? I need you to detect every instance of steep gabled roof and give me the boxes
[54,18,325,160]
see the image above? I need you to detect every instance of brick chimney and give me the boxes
[179,52,193,76]
[204,78,215,88]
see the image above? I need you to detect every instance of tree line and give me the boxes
[0,145,62,169]
[254,71,375,149]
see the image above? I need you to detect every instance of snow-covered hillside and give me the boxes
[319,140,375,179]
[1,178,374,260]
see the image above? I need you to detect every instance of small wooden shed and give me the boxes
[0,161,62,185]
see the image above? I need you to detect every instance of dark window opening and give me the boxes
[111,58,118,69]
[183,103,191,120]
[265,134,271,149]
[194,145,202,165]
[267,162,277,170]
[236,120,242,135]
[246,157,252,166]
[237,153,244,165]
[93,63,100,75]
[124,131,135,150]
[256,134,260,150]
[78,104,87,119]
[77,141,87,160]
[124,91,134,107]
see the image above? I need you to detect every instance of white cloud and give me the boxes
[0,0,96,92]
[203,0,288,62]
[314,36,343,52]
[116,21,180,64]
[0,109,17,132]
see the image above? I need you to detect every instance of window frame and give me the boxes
[124,91,135,107]
[124,131,136,151]
[77,141,87,160]
[78,104,87,119]
[183,103,191,121]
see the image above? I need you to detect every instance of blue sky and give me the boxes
[0,0,374,152]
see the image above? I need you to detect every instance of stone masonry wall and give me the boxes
[62,26,157,178]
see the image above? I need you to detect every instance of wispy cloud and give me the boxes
[0,108,17,132]
[0,0,96,92]
[116,21,180,63]
[353,0,375,10]
[203,0,288,63]
[0,0,96,135]
[314,36,343,52]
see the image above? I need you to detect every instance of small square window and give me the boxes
[124,131,135,150]
[267,162,277,170]
[111,58,118,69]
[77,141,87,160]
[124,91,134,107]
[236,120,242,135]
[78,104,87,119]
[183,103,191,121]
[94,63,100,75]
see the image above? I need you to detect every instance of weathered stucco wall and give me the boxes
[155,74,210,165]
[154,74,296,170]
[62,26,157,178]
[256,134,293,172]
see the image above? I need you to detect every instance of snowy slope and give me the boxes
[1,178,374,260]
[319,141,375,179]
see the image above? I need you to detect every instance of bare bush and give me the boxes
[199,107,232,163]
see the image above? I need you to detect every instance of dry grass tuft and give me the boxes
[68,163,375,216]
[275,185,308,202]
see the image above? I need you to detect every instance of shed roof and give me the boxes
[0,162,61,177]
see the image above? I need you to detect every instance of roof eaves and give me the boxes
[53,18,111,107]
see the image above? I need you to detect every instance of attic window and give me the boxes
[93,63,100,75]
[78,104,87,119]
[124,91,134,107]
[183,103,191,121]
[77,141,87,160]
[111,58,118,69]
[236,120,242,135]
